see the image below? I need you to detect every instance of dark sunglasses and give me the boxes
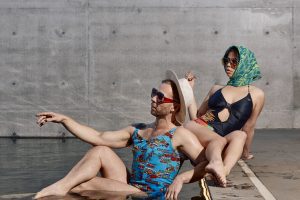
[222,57,239,67]
[151,88,179,104]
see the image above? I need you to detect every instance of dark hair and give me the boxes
[222,46,240,65]
[161,79,180,104]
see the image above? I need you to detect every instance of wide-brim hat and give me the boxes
[165,70,194,125]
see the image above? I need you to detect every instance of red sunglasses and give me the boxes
[151,88,179,104]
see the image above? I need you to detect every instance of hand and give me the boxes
[185,71,197,89]
[165,177,183,200]
[36,112,68,127]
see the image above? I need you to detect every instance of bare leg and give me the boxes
[204,137,227,187]
[223,131,247,175]
[184,121,227,187]
[35,146,140,199]
[71,177,142,197]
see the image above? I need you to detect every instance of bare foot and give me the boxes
[205,161,226,187]
[34,183,68,199]
[242,153,254,160]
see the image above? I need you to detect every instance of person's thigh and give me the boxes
[89,146,129,183]
[224,130,247,143]
[71,146,143,194]
[71,177,142,194]
[184,121,223,147]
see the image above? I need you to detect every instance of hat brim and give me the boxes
[165,70,186,125]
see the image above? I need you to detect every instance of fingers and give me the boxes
[36,112,55,117]
[36,112,56,126]
[37,116,46,124]
[165,188,171,199]
[37,116,48,127]
[165,189,178,200]
[165,189,173,200]
[173,191,178,200]
[166,192,177,200]
[185,71,197,81]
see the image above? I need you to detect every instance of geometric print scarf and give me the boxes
[227,46,262,87]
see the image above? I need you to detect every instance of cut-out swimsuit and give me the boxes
[195,86,253,136]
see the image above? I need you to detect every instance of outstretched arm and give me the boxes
[36,112,132,147]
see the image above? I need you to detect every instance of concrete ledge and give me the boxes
[207,162,264,200]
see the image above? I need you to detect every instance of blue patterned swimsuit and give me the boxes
[129,126,183,195]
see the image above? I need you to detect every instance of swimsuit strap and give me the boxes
[248,84,250,93]
[167,127,177,138]
[132,127,139,139]
[169,127,177,133]
[132,126,177,139]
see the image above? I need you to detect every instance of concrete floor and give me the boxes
[245,129,300,200]
[0,129,299,200]
[209,129,300,200]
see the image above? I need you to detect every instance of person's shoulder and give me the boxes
[250,86,265,99]
[173,126,198,146]
[174,126,194,138]
[250,86,265,108]
[125,123,149,137]
[175,126,186,133]
[209,84,223,95]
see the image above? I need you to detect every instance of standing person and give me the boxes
[184,46,265,187]
[34,70,208,200]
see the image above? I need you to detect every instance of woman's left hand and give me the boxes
[185,71,197,89]
[165,177,183,200]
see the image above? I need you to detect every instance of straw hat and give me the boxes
[165,70,194,125]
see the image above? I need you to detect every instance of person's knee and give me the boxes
[214,137,227,147]
[70,183,86,194]
[87,146,112,158]
[227,131,247,143]
[204,135,226,147]
[236,131,247,142]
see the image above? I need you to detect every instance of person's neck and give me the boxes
[153,116,175,131]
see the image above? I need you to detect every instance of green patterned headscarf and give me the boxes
[226,46,262,86]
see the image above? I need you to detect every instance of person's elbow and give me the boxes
[243,122,255,133]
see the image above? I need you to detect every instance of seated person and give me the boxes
[34,70,208,199]
[184,46,265,187]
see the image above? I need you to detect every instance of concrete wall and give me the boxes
[0,0,298,137]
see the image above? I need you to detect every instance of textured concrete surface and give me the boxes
[246,129,300,200]
[208,165,264,200]
[211,129,300,200]
[0,1,298,136]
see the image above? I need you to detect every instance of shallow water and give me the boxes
[0,138,199,199]
[0,138,133,195]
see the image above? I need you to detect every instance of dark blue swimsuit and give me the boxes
[204,87,253,136]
